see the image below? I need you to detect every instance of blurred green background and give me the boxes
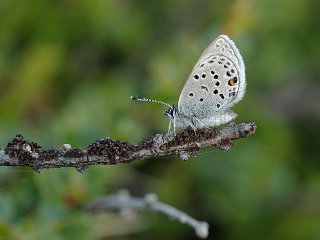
[0,0,319,239]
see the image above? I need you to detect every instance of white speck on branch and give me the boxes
[87,189,210,239]
[0,122,256,172]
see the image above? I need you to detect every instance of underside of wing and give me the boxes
[178,55,241,118]
[178,35,246,118]
[198,35,244,69]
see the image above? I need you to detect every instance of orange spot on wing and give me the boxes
[228,79,235,86]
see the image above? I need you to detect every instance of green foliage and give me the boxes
[0,0,320,239]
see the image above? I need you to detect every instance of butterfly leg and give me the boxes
[167,118,176,133]
[168,120,172,133]
[193,117,206,129]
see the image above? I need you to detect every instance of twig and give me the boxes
[87,189,210,239]
[0,122,256,172]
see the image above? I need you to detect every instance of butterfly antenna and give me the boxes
[131,96,172,108]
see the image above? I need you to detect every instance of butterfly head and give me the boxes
[164,105,178,121]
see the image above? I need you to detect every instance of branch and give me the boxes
[87,189,210,239]
[0,122,256,172]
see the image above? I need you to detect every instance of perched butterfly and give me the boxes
[132,34,246,132]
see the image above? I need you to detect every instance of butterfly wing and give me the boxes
[177,35,246,120]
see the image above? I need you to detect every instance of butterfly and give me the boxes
[132,34,246,132]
